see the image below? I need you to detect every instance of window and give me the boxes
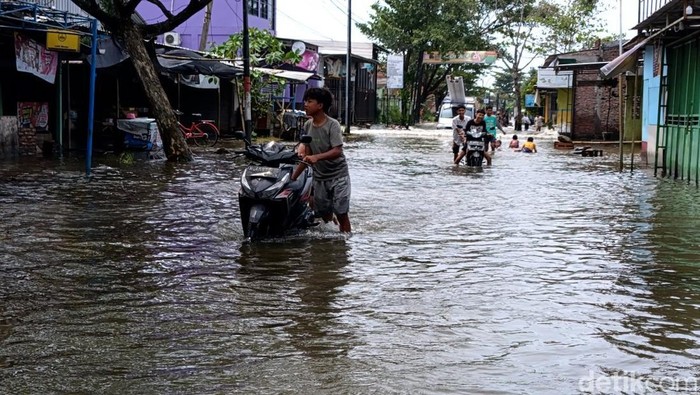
[248,0,269,19]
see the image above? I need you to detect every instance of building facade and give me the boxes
[138,0,275,50]
[634,0,700,184]
[538,42,637,141]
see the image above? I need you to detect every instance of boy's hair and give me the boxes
[476,108,486,115]
[527,137,534,142]
[455,104,466,110]
[512,135,518,140]
[303,87,334,114]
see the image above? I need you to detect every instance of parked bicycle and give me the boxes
[176,110,219,147]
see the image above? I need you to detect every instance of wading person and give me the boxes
[451,104,469,161]
[292,87,351,233]
[484,106,504,151]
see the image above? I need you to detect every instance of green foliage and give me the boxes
[210,28,301,119]
[520,68,538,100]
[379,103,404,125]
[358,0,504,124]
[536,0,606,54]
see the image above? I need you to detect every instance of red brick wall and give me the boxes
[569,45,625,140]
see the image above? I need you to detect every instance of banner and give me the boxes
[14,33,58,84]
[525,94,536,108]
[387,54,404,89]
[423,51,498,65]
[17,102,49,132]
[537,68,573,88]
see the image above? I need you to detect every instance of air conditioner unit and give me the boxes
[164,31,181,46]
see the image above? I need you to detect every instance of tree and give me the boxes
[72,0,213,162]
[210,28,300,129]
[494,0,604,122]
[358,0,522,125]
[538,0,606,54]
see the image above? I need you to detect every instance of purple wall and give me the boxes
[138,0,275,50]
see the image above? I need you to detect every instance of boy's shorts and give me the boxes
[313,175,351,217]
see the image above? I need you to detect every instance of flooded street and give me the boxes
[1,130,700,394]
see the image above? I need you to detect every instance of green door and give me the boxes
[665,39,700,184]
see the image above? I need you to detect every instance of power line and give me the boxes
[328,0,368,26]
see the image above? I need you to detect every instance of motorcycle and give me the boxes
[237,135,316,240]
[462,126,489,167]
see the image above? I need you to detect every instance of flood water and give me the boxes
[1,131,700,394]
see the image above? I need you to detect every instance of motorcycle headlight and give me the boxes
[261,173,290,199]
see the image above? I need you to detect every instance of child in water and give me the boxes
[509,135,519,149]
[521,136,537,153]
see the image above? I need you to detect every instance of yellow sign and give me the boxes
[46,30,80,52]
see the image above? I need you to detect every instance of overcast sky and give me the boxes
[277,0,639,43]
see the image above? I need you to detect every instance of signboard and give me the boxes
[47,30,80,52]
[387,54,404,89]
[17,102,49,132]
[537,68,573,88]
[423,51,498,65]
[525,94,536,108]
[14,33,58,84]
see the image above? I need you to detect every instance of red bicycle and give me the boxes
[176,110,219,147]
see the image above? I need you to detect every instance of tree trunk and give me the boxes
[116,22,193,162]
[512,68,522,126]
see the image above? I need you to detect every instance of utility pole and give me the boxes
[199,2,213,51]
[345,0,351,134]
[243,0,252,141]
[618,0,624,171]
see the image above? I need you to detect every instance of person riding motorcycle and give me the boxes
[454,108,492,166]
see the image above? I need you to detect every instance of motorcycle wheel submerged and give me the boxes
[466,151,484,167]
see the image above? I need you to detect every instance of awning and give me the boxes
[253,67,322,82]
[156,47,241,78]
[599,36,651,79]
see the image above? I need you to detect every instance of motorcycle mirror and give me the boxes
[300,135,313,144]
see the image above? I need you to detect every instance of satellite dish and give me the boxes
[291,41,306,55]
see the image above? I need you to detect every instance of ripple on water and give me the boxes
[1,135,700,393]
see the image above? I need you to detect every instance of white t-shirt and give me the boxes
[452,115,470,145]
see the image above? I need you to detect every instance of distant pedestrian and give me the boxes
[522,114,531,131]
[535,115,544,132]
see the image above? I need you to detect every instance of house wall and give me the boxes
[662,38,700,183]
[556,88,572,134]
[624,74,643,142]
[138,0,274,50]
[569,45,622,140]
[642,44,662,161]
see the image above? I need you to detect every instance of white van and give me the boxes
[436,75,476,129]
[436,101,475,129]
